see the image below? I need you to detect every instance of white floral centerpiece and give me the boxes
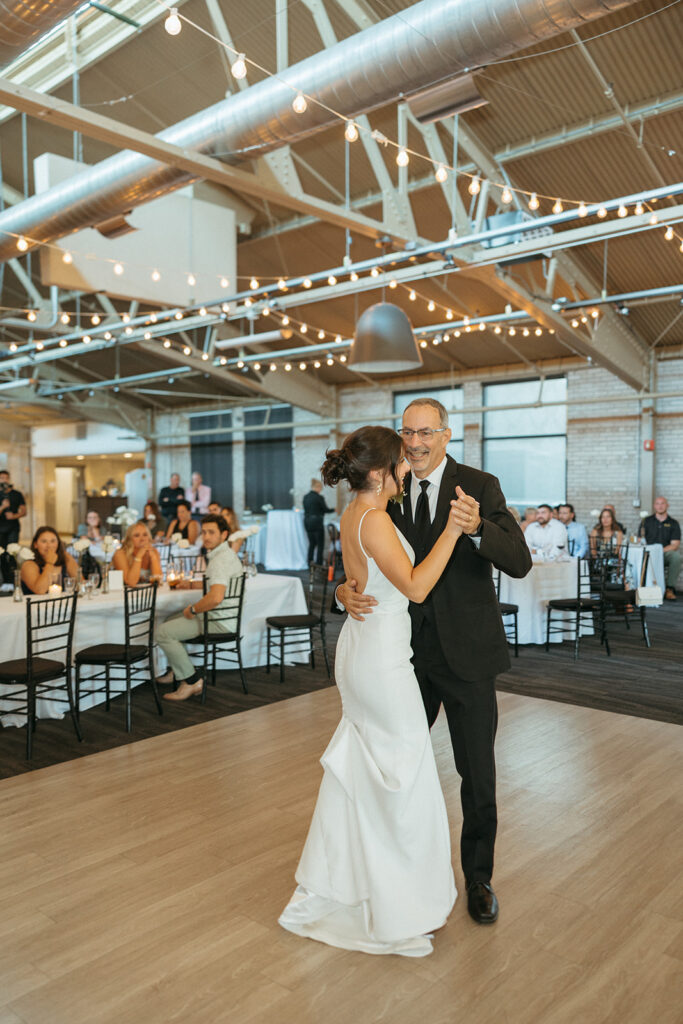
[171,532,182,544]
[101,534,117,561]
[176,538,190,549]
[106,505,140,531]
[73,535,91,556]
[229,524,260,543]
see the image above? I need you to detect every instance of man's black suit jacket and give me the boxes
[376,456,531,683]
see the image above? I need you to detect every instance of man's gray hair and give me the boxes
[402,397,449,429]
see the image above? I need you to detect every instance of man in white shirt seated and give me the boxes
[558,503,589,557]
[524,503,568,553]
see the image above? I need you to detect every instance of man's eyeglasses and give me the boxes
[397,428,446,441]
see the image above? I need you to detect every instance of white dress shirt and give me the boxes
[524,518,567,551]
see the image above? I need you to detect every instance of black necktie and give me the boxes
[414,480,431,557]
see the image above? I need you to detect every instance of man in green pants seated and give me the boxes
[156,513,242,700]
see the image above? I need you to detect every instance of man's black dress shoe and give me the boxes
[466,881,499,924]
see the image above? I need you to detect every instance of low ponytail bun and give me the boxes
[321,449,348,487]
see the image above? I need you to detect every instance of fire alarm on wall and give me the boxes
[643,439,655,451]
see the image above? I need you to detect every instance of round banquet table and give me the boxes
[499,558,594,646]
[0,573,308,728]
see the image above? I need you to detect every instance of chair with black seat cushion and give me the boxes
[601,549,651,653]
[266,563,331,683]
[180,572,247,701]
[74,582,161,732]
[495,569,518,657]
[546,557,603,659]
[0,593,80,759]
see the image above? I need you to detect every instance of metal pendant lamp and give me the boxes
[349,302,423,373]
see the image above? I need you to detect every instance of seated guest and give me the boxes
[303,478,334,566]
[156,514,242,701]
[520,506,537,533]
[76,509,103,543]
[21,526,79,595]
[143,501,165,539]
[208,501,221,515]
[186,471,211,516]
[112,521,162,586]
[640,496,681,600]
[558,503,589,557]
[158,472,185,523]
[165,499,200,546]
[524,503,568,552]
[221,506,243,553]
[589,508,624,556]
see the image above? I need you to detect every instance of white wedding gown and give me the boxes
[279,511,456,956]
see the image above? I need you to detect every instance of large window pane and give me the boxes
[189,412,232,507]
[393,387,464,462]
[244,405,293,510]
[484,377,566,438]
[483,436,566,506]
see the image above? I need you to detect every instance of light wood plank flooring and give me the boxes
[1,688,681,1024]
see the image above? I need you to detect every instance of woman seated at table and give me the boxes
[143,500,166,539]
[590,507,625,557]
[520,506,537,533]
[21,526,79,595]
[221,506,243,553]
[165,499,199,546]
[112,521,162,585]
[75,509,104,543]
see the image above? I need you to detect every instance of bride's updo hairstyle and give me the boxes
[321,426,403,493]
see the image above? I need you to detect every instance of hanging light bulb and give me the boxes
[445,309,453,320]
[617,204,628,218]
[244,298,252,307]
[479,322,486,331]
[144,331,152,340]
[370,267,380,278]
[634,202,644,216]
[249,277,259,290]
[501,186,512,204]
[345,121,359,143]
[299,362,307,371]
[254,362,261,371]
[494,325,501,334]
[122,313,130,323]
[60,312,70,325]
[174,311,183,320]
[597,207,607,219]
[454,330,461,338]
[649,213,658,225]
[277,278,287,290]
[300,324,308,334]
[36,340,44,350]
[389,279,398,289]
[16,236,28,252]
[571,318,580,328]
[523,328,530,337]
[508,327,516,336]
[591,309,599,319]
[62,251,73,264]
[535,327,543,336]
[409,290,416,301]
[163,339,172,348]
[183,345,191,355]
[292,92,307,114]
[327,275,337,286]
[27,310,37,322]
[552,199,563,215]
[222,303,230,313]
[124,326,133,336]
[151,269,161,282]
[113,262,124,275]
[468,175,480,196]
[428,300,435,312]
[435,163,448,184]
[528,192,539,211]
[339,354,347,363]
[318,330,325,340]
[104,331,112,340]
[419,339,428,349]
[199,307,207,317]
[59,339,68,348]
[187,273,196,287]
[91,314,100,325]
[231,53,247,79]
[261,306,270,316]
[326,356,333,365]
[314,360,321,368]
[164,8,182,35]
[303,278,312,289]
[284,362,292,372]
[201,352,209,361]
[282,315,290,326]
[9,342,17,352]
[220,277,229,288]
[578,202,588,217]
[396,147,409,167]
[665,226,674,240]
[350,271,359,282]
[443,333,450,342]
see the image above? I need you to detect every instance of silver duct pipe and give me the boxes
[0,0,637,261]
[0,1,84,70]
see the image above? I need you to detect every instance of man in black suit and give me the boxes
[303,478,333,565]
[337,397,531,924]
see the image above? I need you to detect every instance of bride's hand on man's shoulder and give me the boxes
[338,579,378,621]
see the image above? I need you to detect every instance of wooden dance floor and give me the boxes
[1,688,681,1023]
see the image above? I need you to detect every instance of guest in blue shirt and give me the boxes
[559,503,589,557]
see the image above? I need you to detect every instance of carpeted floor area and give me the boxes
[0,575,680,779]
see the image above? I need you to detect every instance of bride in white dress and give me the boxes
[279,425,463,957]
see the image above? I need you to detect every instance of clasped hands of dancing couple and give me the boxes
[279,398,532,957]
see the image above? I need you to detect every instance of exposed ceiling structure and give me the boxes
[0,0,681,433]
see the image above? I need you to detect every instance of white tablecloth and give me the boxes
[627,543,664,591]
[265,510,309,571]
[499,559,593,646]
[0,573,307,727]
